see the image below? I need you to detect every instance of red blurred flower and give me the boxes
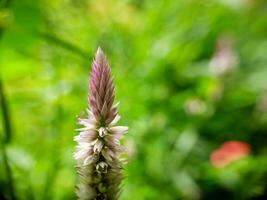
[210,141,251,168]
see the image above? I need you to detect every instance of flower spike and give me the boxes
[74,47,128,200]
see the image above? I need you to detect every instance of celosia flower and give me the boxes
[74,47,128,200]
[210,141,251,168]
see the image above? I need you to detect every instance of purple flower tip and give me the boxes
[89,47,116,125]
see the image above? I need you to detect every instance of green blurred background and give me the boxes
[1,0,267,199]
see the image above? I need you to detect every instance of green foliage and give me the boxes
[1,0,267,199]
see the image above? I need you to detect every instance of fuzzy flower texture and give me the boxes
[74,47,128,200]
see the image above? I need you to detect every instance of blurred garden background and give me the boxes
[1,0,267,199]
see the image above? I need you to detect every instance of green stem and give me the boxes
[0,78,16,200]
[0,79,12,143]
[1,141,16,200]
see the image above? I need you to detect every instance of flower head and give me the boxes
[210,141,251,168]
[74,47,128,200]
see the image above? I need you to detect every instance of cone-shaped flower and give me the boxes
[74,47,128,200]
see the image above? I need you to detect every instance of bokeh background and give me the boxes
[1,0,267,199]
